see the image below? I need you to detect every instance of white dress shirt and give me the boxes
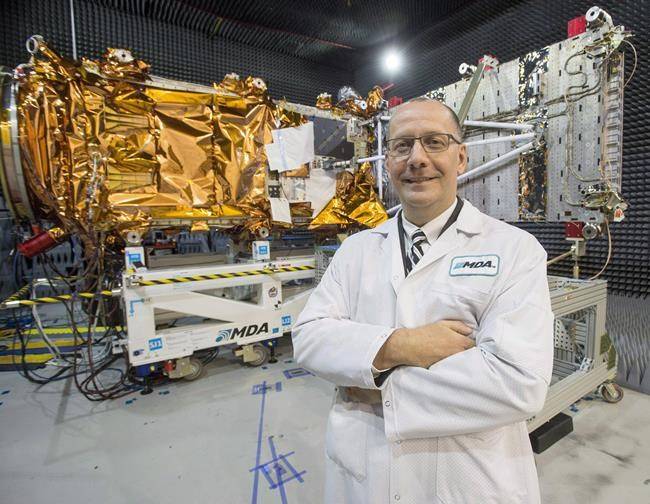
[401,199,457,256]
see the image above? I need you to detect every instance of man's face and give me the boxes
[386,101,467,212]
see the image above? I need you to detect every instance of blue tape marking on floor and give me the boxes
[252,383,272,395]
[252,441,306,492]
[250,451,294,473]
[268,436,288,504]
[1,390,9,395]
[254,449,306,492]
[250,383,305,503]
[260,464,275,488]
[276,454,306,487]
[283,368,313,379]
[158,390,170,395]
[250,380,267,504]
[264,455,306,490]
[0,402,3,406]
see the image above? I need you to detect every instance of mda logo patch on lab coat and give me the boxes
[449,254,500,276]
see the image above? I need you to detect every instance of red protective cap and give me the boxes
[567,15,587,38]
[388,96,403,108]
[17,230,59,258]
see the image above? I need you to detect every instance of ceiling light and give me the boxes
[383,49,402,73]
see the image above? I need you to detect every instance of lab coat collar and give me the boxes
[370,198,484,237]
[370,199,484,293]
[370,216,403,293]
[454,199,484,235]
[369,214,396,236]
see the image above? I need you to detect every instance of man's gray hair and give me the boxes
[387,96,463,141]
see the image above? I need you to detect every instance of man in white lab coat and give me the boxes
[292,99,554,504]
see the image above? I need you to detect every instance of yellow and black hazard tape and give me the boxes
[135,265,315,286]
[1,290,117,310]
[2,284,32,303]
[0,265,315,309]
[0,326,122,339]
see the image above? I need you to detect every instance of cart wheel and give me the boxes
[601,382,624,403]
[184,357,204,381]
[247,343,270,367]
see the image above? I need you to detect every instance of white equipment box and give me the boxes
[528,276,616,431]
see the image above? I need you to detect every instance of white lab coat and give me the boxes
[292,199,554,504]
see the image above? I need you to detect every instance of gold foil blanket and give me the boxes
[15,41,386,238]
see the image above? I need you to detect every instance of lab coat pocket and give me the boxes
[436,427,527,504]
[325,397,369,482]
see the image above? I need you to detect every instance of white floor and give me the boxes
[1,339,649,504]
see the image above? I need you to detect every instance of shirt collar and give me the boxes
[369,198,483,238]
[401,199,457,242]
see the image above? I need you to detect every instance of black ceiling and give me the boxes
[83,0,481,68]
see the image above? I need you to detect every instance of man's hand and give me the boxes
[343,386,382,404]
[373,320,474,370]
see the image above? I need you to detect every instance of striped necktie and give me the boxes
[409,229,429,269]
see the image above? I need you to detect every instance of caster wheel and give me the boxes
[183,357,204,381]
[247,343,270,367]
[601,382,624,403]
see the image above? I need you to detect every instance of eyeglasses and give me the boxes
[386,132,461,158]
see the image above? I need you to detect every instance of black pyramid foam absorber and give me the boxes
[0,0,352,105]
